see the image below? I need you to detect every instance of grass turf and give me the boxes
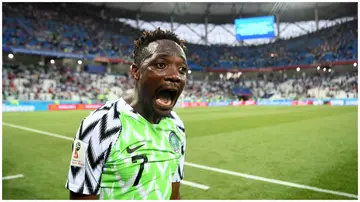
[2,105,358,199]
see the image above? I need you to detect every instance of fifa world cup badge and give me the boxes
[73,142,81,159]
[169,131,181,153]
[71,140,87,167]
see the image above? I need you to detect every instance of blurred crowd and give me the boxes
[2,3,358,102]
[3,3,136,60]
[2,62,238,102]
[3,63,357,102]
[244,71,358,99]
[3,3,358,70]
[188,19,357,69]
[2,63,131,102]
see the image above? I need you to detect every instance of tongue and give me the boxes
[156,91,172,106]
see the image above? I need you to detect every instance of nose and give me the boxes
[164,65,181,83]
[165,74,181,83]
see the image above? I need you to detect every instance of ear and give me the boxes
[130,64,140,80]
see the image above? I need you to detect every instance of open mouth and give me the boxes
[154,88,178,109]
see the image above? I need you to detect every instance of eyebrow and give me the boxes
[152,53,187,62]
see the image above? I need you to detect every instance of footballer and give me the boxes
[65,28,187,200]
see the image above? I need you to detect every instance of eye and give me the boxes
[156,63,167,69]
[179,66,188,74]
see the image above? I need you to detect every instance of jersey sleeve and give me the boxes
[170,111,186,183]
[65,101,122,195]
[172,140,185,182]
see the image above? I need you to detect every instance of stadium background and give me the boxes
[2,2,358,200]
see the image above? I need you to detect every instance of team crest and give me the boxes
[169,131,181,153]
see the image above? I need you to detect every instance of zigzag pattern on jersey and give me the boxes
[169,111,185,181]
[67,100,122,195]
[169,111,185,134]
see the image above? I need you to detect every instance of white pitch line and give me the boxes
[181,180,209,190]
[3,174,24,180]
[184,162,358,199]
[2,122,209,190]
[3,122,357,198]
[2,122,73,141]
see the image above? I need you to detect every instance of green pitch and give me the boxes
[2,106,358,199]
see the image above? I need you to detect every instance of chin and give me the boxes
[154,107,172,117]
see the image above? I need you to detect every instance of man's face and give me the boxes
[133,39,187,117]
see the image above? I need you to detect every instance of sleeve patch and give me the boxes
[70,139,88,168]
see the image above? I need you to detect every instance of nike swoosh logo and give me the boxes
[126,144,145,154]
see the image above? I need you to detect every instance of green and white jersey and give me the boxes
[66,98,186,200]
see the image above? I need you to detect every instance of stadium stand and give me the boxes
[2,3,358,103]
[3,62,357,102]
[3,3,357,69]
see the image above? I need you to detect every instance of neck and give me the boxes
[124,90,161,124]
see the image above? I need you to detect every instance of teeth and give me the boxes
[156,90,173,107]
[156,98,172,107]
[157,98,171,105]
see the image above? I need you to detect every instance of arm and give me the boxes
[70,191,98,200]
[170,182,181,200]
[65,105,121,200]
[66,125,104,200]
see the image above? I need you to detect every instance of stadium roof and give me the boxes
[90,2,357,24]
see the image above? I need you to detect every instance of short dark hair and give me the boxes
[133,27,186,65]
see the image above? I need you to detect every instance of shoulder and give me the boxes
[77,99,123,144]
[169,110,185,134]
